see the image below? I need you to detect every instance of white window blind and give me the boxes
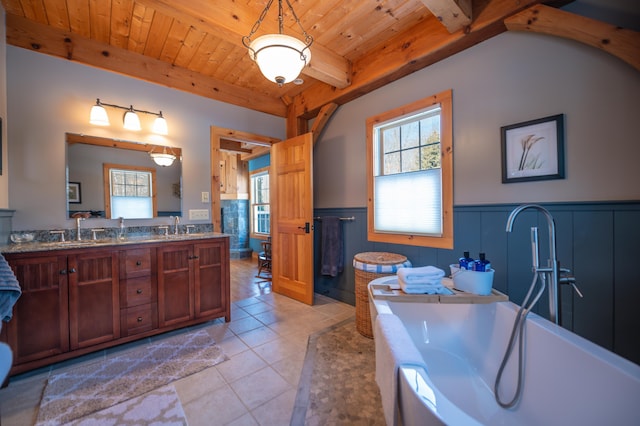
[374,169,442,235]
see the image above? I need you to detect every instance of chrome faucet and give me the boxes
[171,215,180,235]
[75,217,85,241]
[506,204,560,324]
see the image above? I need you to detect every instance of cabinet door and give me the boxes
[194,240,229,319]
[68,250,120,350]
[3,254,69,364]
[157,244,194,327]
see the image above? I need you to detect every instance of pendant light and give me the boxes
[149,146,176,167]
[243,0,313,87]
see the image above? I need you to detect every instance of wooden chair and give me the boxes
[256,239,272,282]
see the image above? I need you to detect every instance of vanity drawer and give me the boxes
[121,303,157,336]
[120,276,155,307]
[120,248,153,279]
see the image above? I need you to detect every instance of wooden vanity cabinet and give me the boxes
[68,249,120,350]
[2,235,230,376]
[194,241,230,321]
[3,253,69,365]
[119,247,158,336]
[157,239,230,327]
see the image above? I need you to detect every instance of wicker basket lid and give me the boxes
[354,252,407,265]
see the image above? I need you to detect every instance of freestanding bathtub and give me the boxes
[369,277,640,426]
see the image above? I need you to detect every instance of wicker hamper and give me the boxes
[353,252,411,338]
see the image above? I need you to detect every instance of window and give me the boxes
[366,89,453,248]
[250,168,270,237]
[103,163,157,219]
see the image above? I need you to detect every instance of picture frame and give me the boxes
[68,182,82,204]
[501,114,565,183]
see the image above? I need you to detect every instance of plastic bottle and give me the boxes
[475,252,491,272]
[458,251,475,270]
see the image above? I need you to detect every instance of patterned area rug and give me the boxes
[36,329,227,425]
[293,317,385,425]
[66,385,187,426]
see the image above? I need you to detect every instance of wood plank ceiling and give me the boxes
[2,0,572,121]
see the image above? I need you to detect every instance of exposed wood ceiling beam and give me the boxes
[419,0,472,33]
[290,0,547,119]
[220,139,253,154]
[311,103,339,144]
[5,13,288,117]
[135,0,352,89]
[505,4,640,72]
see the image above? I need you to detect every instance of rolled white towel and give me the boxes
[397,266,445,283]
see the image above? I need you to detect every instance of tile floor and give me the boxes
[0,283,355,425]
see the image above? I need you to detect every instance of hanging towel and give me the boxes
[0,253,21,323]
[320,216,343,277]
[375,313,426,426]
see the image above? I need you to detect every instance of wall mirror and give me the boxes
[66,133,182,220]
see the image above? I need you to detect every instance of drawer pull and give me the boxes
[136,261,142,266]
[136,289,143,294]
[137,317,143,322]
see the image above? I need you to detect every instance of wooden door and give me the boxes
[270,133,314,305]
[157,243,194,327]
[68,249,120,350]
[3,253,69,364]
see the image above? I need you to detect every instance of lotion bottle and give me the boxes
[459,251,475,270]
[475,252,491,272]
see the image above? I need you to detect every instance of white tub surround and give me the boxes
[369,279,640,426]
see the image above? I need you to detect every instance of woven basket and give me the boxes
[353,252,410,338]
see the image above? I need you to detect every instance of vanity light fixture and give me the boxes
[123,106,141,131]
[89,98,168,134]
[242,0,313,87]
[149,145,176,167]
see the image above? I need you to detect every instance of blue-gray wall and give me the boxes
[311,0,640,365]
[313,202,640,365]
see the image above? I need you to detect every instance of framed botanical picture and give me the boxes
[501,114,565,183]
[68,182,82,204]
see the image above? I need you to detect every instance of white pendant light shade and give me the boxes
[152,113,168,135]
[249,34,311,86]
[89,101,110,126]
[150,146,176,167]
[123,107,141,131]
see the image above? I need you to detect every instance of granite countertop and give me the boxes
[1,232,229,254]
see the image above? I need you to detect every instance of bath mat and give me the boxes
[292,317,385,425]
[36,329,227,425]
[65,385,187,426]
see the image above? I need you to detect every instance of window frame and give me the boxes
[366,89,453,249]
[249,166,271,239]
[102,163,157,219]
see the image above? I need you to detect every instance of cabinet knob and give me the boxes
[136,261,142,266]
[69,268,76,274]
[137,317,143,322]
[59,269,67,275]
[136,289,143,294]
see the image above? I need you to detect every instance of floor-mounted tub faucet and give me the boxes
[506,204,560,324]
